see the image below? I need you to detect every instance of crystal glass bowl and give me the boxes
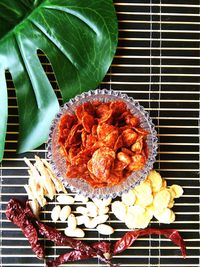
[47,89,158,199]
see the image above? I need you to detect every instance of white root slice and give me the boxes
[42,159,67,194]
[28,199,40,218]
[34,156,56,200]
[26,175,46,207]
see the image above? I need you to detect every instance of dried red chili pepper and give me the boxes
[37,221,115,266]
[113,228,186,258]
[5,199,45,259]
[46,248,119,267]
[36,221,94,254]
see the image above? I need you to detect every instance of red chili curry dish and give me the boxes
[58,100,149,188]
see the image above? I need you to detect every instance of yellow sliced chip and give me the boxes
[154,208,175,224]
[122,189,136,206]
[134,181,152,197]
[168,200,175,209]
[135,194,153,207]
[153,189,171,209]
[161,179,167,189]
[170,184,184,198]
[125,209,152,229]
[146,204,155,217]
[146,170,162,192]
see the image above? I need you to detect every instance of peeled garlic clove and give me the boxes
[57,195,74,205]
[84,218,98,229]
[60,205,71,222]
[68,214,77,230]
[97,224,114,235]
[112,201,127,221]
[93,197,112,208]
[64,227,85,238]
[86,202,98,217]
[51,205,61,222]
[122,190,136,206]
[76,206,88,215]
[98,206,109,215]
[76,215,88,225]
[102,197,112,207]
[170,184,184,198]
[74,194,88,203]
[93,214,109,225]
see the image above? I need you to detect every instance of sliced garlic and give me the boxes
[147,170,162,192]
[153,189,171,209]
[170,184,184,198]
[154,208,175,224]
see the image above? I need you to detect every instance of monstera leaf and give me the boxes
[0,0,118,161]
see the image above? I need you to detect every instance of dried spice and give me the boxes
[6,198,186,267]
[113,228,186,258]
[5,199,45,259]
[58,100,149,188]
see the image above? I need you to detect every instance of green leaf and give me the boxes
[0,67,7,161]
[0,0,118,157]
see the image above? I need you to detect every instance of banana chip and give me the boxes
[134,181,152,197]
[170,184,184,198]
[153,189,171,209]
[147,170,162,192]
[154,208,175,224]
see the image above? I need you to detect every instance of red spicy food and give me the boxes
[58,100,149,188]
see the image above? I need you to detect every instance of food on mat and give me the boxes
[112,170,184,228]
[24,156,67,216]
[60,206,71,222]
[51,205,61,222]
[58,100,149,188]
[64,227,85,238]
[57,194,75,204]
[96,224,114,235]
[5,199,45,259]
[68,214,77,230]
[6,198,186,267]
[113,228,186,258]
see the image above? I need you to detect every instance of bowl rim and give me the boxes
[47,88,158,199]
